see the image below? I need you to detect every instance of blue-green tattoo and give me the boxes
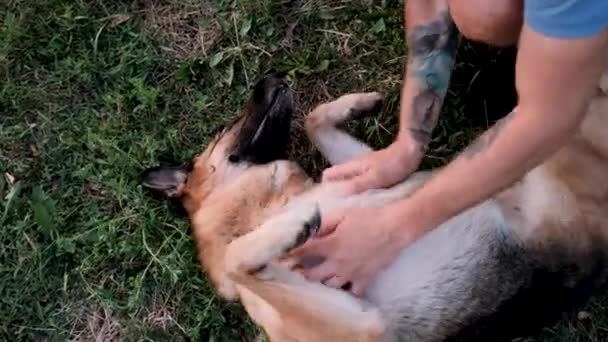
[407,10,460,148]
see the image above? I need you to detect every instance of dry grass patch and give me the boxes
[69,305,124,342]
[135,0,221,61]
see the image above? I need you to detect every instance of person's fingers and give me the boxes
[324,275,349,289]
[350,277,371,297]
[317,210,344,237]
[345,170,380,195]
[322,166,359,182]
[301,260,337,282]
[276,255,300,269]
[321,160,365,182]
[288,229,334,258]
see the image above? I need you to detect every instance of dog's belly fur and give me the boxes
[363,200,578,342]
[364,202,604,341]
[365,200,521,341]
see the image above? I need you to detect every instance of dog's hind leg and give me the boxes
[305,92,383,165]
[224,204,386,341]
[233,268,386,342]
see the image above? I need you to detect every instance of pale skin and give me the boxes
[290,0,608,296]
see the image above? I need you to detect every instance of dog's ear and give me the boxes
[141,166,187,197]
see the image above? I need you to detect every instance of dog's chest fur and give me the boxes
[187,161,313,299]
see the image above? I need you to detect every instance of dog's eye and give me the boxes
[228,154,240,163]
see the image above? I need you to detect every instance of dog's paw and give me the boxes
[225,204,322,277]
[348,92,384,120]
[286,204,322,253]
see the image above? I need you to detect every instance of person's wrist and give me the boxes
[379,198,432,249]
[377,202,414,248]
[392,133,425,164]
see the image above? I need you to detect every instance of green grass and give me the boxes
[1,0,607,341]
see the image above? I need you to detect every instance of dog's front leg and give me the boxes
[224,204,386,342]
[224,204,322,278]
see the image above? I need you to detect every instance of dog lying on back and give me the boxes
[142,73,608,341]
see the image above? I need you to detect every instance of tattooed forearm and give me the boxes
[406,10,460,148]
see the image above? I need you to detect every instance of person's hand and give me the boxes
[322,138,423,195]
[287,204,427,296]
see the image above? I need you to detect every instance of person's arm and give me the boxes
[384,23,608,243]
[396,0,460,153]
[319,0,460,192]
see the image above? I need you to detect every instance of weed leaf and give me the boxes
[31,186,55,236]
[223,62,234,86]
[240,17,252,37]
[315,59,330,73]
[209,51,224,68]
[370,18,386,34]
[1,180,22,226]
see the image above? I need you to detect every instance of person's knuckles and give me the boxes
[322,163,351,177]
[323,169,353,182]
[321,168,341,181]
[343,167,365,180]
[350,173,378,194]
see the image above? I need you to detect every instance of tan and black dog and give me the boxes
[142,72,608,341]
